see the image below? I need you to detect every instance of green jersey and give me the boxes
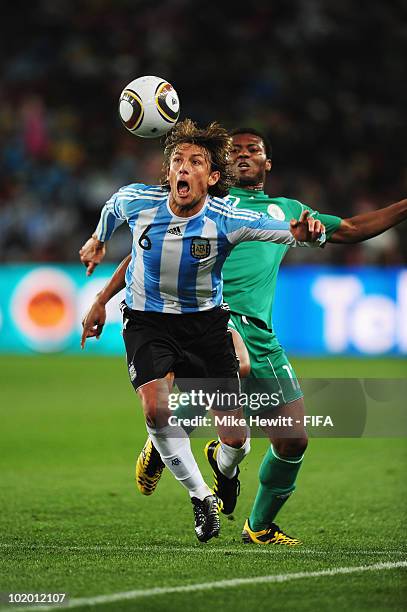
[222,187,342,330]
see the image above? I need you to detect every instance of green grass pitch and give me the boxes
[0,355,406,611]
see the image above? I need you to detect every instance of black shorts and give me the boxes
[121,303,239,403]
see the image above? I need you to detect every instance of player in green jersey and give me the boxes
[81,127,407,545]
[220,129,341,544]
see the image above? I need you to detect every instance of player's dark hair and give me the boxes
[229,127,272,159]
[161,118,234,197]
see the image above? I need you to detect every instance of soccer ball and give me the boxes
[118,75,180,138]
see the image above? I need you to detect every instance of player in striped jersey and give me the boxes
[83,173,322,315]
[82,124,407,546]
[80,119,325,542]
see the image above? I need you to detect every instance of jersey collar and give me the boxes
[230,187,266,198]
[166,194,209,220]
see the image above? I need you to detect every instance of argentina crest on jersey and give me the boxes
[190,237,211,259]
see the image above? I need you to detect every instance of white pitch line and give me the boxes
[9,561,407,611]
[1,543,406,556]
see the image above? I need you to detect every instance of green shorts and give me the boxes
[228,313,303,416]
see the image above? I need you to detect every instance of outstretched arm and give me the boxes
[226,209,325,247]
[329,198,407,243]
[81,254,131,348]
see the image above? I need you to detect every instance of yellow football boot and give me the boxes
[242,519,301,545]
[135,437,165,495]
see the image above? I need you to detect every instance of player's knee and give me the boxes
[140,395,159,427]
[274,435,308,458]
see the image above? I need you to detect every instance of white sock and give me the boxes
[217,434,251,479]
[146,424,211,500]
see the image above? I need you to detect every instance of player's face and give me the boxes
[230,134,271,187]
[167,143,220,215]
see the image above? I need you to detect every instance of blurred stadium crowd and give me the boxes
[1,0,406,266]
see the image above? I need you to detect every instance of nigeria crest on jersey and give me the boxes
[190,237,210,259]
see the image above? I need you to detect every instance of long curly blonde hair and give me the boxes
[161,118,234,197]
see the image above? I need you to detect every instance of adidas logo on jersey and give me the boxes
[167,226,182,236]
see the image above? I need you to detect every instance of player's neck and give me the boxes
[237,181,264,192]
[168,195,206,217]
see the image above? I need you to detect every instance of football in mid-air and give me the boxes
[118,75,180,138]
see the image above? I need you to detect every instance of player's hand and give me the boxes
[81,299,106,349]
[79,236,106,276]
[290,210,325,242]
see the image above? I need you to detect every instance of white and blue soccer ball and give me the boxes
[118,75,180,138]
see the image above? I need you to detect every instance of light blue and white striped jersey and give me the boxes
[95,183,324,313]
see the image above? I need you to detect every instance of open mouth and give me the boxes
[177,180,190,196]
[237,162,250,169]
